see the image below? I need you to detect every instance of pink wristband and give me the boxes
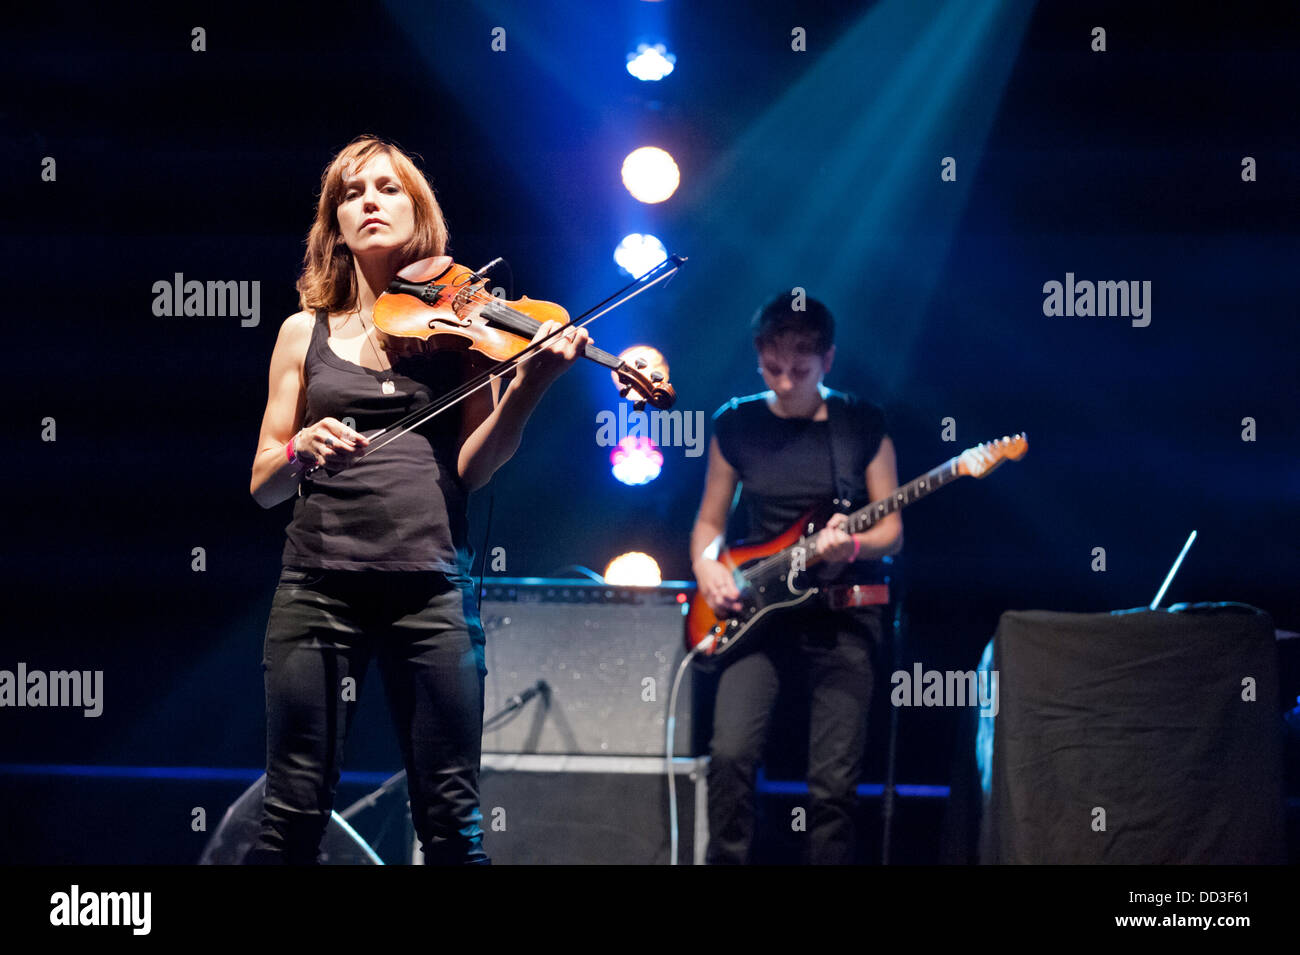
[286,432,299,464]
[850,535,861,561]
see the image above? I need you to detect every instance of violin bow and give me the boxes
[301,253,687,483]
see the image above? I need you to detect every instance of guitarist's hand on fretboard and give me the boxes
[812,512,856,569]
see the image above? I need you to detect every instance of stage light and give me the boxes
[627,43,675,82]
[621,146,680,203]
[609,344,668,395]
[610,435,663,486]
[614,233,668,278]
[604,552,663,586]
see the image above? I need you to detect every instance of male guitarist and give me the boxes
[689,292,903,865]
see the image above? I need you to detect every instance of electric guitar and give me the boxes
[685,434,1028,666]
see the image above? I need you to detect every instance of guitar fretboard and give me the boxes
[845,459,962,534]
[787,458,962,565]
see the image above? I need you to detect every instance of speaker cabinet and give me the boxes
[479,579,697,756]
[478,754,708,864]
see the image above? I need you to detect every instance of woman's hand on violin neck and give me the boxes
[514,320,589,394]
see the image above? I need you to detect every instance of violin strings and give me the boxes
[454,254,681,331]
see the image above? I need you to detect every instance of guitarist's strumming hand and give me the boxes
[694,558,744,616]
[813,512,856,573]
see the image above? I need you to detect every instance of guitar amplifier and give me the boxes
[478,578,699,756]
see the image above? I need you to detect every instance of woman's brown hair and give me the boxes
[296,136,449,316]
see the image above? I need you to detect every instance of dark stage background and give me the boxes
[3,0,1298,864]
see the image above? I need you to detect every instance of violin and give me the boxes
[374,256,676,410]
[299,253,684,484]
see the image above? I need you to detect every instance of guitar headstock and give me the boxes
[956,433,1028,478]
[611,345,676,410]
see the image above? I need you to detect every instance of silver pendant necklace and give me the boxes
[353,306,396,394]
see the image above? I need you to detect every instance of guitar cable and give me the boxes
[475,490,494,614]
[666,641,709,865]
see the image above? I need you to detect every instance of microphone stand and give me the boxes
[881,555,905,865]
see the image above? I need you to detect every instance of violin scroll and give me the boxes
[613,345,675,410]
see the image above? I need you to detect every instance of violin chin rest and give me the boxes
[397,255,452,282]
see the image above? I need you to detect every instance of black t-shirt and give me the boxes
[281,310,472,576]
[713,389,888,573]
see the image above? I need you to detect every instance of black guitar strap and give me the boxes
[825,389,855,513]
[825,390,889,595]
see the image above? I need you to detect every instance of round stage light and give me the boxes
[603,552,662,586]
[610,435,663,486]
[609,344,669,396]
[613,233,668,278]
[626,43,676,82]
[621,146,680,203]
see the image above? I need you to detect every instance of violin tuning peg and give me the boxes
[634,358,647,370]
[618,385,631,397]
[650,371,664,382]
[633,400,647,412]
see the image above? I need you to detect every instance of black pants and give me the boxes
[706,606,880,865]
[246,566,489,865]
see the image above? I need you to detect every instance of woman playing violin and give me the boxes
[246,135,588,864]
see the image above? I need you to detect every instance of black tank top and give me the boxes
[712,389,889,587]
[281,309,472,576]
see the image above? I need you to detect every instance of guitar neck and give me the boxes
[736,432,1026,578]
[845,457,963,534]
[789,457,964,565]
